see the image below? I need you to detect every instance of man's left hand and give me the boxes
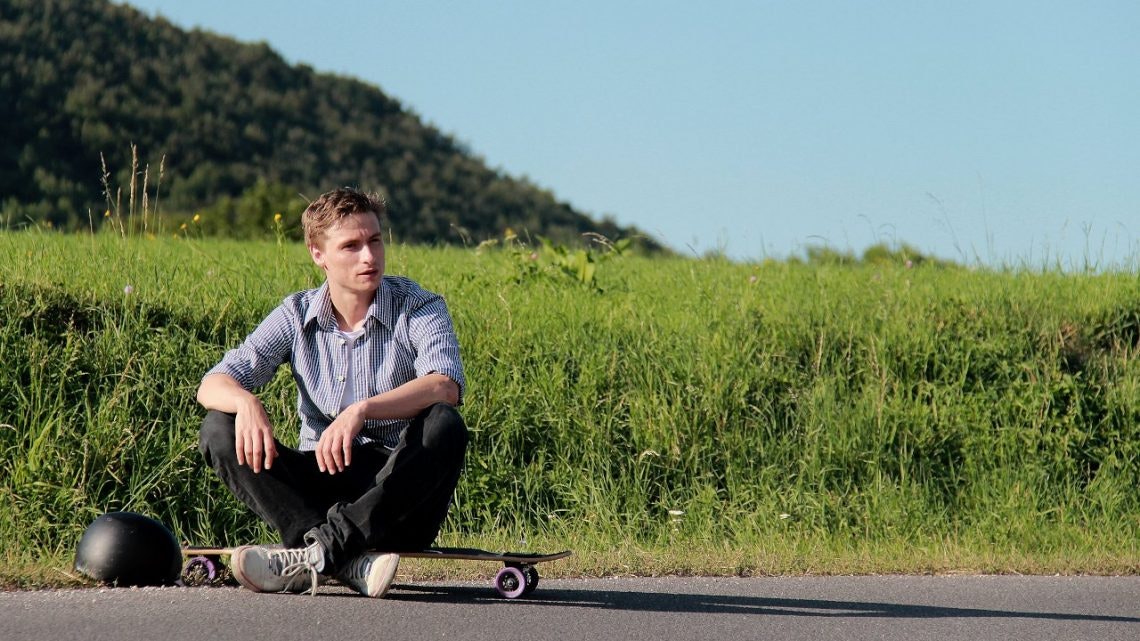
[315,403,365,474]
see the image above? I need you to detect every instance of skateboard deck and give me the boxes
[398,547,572,563]
[179,545,571,598]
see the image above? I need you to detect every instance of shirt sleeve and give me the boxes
[203,303,297,391]
[407,295,466,404]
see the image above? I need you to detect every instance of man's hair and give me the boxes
[302,187,386,247]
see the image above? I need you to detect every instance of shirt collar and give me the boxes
[303,279,394,331]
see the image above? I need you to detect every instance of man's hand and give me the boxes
[198,373,278,474]
[311,374,457,474]
[316,403,366,474]
[234,395,277,473]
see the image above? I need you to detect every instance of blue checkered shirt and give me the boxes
[204,276,465,450]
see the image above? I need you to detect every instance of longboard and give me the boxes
[180,546,571,598]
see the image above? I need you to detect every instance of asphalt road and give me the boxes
[3,576,1139,641]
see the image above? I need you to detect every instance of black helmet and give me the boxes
[75,512,181,586]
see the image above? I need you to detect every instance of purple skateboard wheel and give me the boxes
[494,566,527,599]
[181,556,219,585]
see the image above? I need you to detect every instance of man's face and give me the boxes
[308,212,385,295]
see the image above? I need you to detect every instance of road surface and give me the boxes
[3,575,1138,640]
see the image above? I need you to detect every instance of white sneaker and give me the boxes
[336,552,400,598]
[232,540,324,596]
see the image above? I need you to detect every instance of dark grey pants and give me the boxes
[198,403,468,573]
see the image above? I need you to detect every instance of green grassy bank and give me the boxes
[2,232,1139,587]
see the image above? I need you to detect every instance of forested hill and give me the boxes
[0,0,656,247]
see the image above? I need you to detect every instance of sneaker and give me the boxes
[336,552,400,598]
[232,539,324,596]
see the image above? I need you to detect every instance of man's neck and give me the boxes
[329,286,376,332]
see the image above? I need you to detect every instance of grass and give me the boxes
[2,230,1140,588]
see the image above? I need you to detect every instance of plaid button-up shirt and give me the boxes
[204,276,465,450]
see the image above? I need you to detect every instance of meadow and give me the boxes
[2,230,1139,586]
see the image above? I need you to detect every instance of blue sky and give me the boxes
[125,1,1139,267]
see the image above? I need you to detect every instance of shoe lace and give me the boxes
[268,547,320,597]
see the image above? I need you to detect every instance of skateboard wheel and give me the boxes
[182,556,218,586]
[494,566,527,599]
[522,565,539,595]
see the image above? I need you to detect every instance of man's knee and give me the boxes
[199,410,237,460]
[421,403,468,454]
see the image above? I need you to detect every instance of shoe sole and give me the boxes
[368,554,400,598]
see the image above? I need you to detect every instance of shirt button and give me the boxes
[337,375,346,382]
[339,339,347,346]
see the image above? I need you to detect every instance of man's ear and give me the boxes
[308,243,326,270]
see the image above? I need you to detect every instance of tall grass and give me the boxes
[2,231,1140,583]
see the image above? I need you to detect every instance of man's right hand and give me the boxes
[197,373,278,473]
[234,396,277,473]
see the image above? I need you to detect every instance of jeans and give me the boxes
[198,403,468,573]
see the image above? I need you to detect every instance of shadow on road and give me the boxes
[387,584,1140,624]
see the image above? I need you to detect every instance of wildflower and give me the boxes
[905,260,914,269]
[504,228,517,241]
[123,284,134,295]
[274,213,282,223]
[180,223,187,230]
[104,210,111,218]
[749,275,758,284]
[192,213,201,223]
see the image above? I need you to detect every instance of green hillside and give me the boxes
[3,232,1140,584]
[0,0,656,247]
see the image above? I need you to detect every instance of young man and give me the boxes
[196,187,467,597]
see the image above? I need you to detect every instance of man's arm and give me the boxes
[196,303,297,473]
[314,373,459,474]
[197,374,278,474]
[356,372,460,419]
[409,295,467,404]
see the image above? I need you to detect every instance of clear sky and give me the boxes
[123,0,1139,268]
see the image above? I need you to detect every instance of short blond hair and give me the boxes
[302,187,386,247]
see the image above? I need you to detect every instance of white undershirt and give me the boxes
[336,327,366,412]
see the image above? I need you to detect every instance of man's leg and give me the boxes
[198,410,333,547]
[307,402,469,571]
